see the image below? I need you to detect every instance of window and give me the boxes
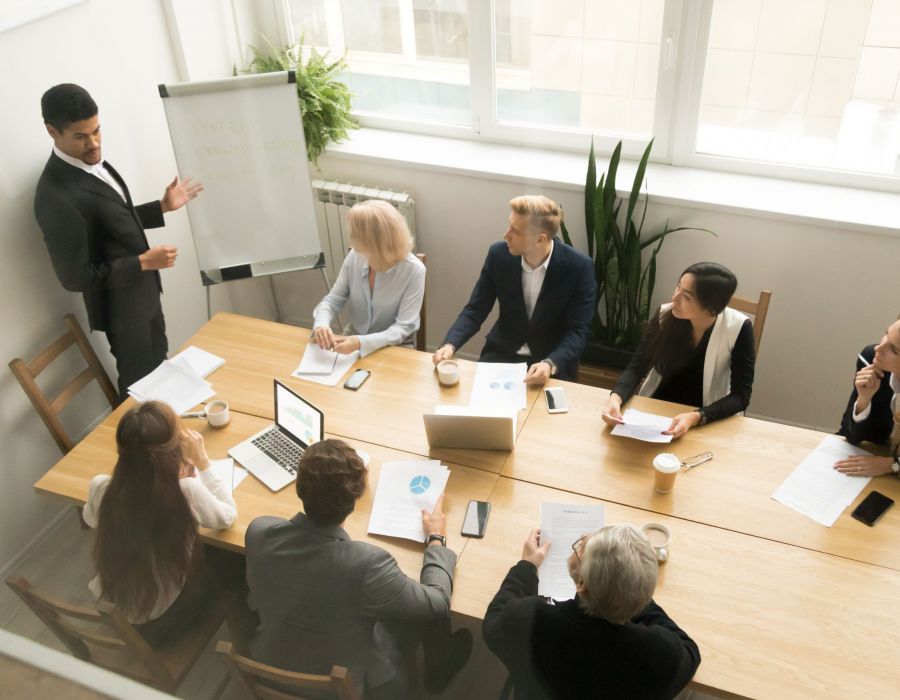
[280,0,900,190]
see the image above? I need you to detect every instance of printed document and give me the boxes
[368,460,450,542]
[292,345,358,386]
[610,408,674,444]
[171,345,225,378]
[128,360,215,414]
[209,458,249,492]
[469,362,527,411]
[772,435,873,526]
[538,502,605,600]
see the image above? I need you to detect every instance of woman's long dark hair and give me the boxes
[647,262,738,376]
[94,401,199,619]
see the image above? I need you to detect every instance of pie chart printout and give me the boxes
[409,475,432,495]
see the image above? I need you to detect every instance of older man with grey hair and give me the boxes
[483,524,700,699]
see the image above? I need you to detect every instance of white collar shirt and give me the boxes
[517,240,554,356]
[53,146,127,203]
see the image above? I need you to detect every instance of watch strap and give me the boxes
[541,358,557,376]
[426,533,447,547]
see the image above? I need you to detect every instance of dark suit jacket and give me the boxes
[34,152,164,332]
[839,344,895,445]
[245,513,456,693]
[442,241,596,381]
[483,561,700,700]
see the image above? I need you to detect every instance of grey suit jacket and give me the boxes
[245,513,456,691]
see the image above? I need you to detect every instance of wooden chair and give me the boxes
[9,313,118,454]
[215,641,361,700]
[6,575,229,695]
[728,290,772,357]
[416,252,427,352]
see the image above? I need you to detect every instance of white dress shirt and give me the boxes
[53,146,127,202]
[517,240,554,356]
[313,250,426,357]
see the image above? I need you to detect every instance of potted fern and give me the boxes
[241,41,357,164]
[561,139,714,367]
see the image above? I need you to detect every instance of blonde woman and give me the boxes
[312,200,425,357]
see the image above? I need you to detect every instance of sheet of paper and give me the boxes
[368,460,450,542]
[772,435,873,527]
[171,346,225,378]
[208,458,249,492]
[610,408,674,444]
[469,362,527,411]
[127,360,215,414]
[292,349,358,386]
[538,502,605,600]
[295,343,339,374]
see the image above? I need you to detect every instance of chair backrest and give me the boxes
[729,290,772,357]
[8,313,118,454]
[216,641,361,700]
[416,252,427,352]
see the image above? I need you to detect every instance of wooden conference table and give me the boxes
[35,313,900,699]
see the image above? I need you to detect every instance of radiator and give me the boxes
[311,180,416,279]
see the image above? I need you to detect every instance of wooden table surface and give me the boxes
[455,477,900,700]
[507,380,900,570]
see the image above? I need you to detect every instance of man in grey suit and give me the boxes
[245,439,472,698]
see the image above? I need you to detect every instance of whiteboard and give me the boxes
[159,72,322,284]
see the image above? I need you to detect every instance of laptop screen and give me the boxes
[274,381,323,447]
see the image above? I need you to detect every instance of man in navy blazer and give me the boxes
[34,84,202,397]
[433,195,596,383]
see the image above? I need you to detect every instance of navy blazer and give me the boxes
[839,344,895,445]
[34,152,164,332]
[442,241,596,381]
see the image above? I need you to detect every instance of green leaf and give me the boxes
[560,220,573,247]
[585,139,597,259]
[624,139,653,237]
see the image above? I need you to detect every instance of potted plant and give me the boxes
[561,139,714,368]
[241,41,357,164]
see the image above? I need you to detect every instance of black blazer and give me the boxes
[442,241,596,380]
[34,152,165,332]
[839,344,895,445]
[483,561,701,700]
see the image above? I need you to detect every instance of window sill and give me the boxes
[324,128,900,237]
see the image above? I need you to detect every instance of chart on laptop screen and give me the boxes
[276,385,322,446]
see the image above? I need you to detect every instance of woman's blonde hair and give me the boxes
[347,199,414,272]
[509,195,564,237]
[577,524,658,624]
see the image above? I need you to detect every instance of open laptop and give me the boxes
[423,406,516,451]
[229,380,323,491]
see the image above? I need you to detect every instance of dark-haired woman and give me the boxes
[83,401,237,645]
[602,262,755,439]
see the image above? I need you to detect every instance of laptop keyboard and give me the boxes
[251,428,304,474]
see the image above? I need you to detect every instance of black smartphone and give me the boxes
[344,369,370,391]
[461,500,491,538]
[851,491,894,526]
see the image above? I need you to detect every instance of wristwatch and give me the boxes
[426,533,447,547]
[696,408,709,427]
[892,457,900,476]
[541,358,558,377]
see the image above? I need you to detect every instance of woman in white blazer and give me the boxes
[603,262,755,439]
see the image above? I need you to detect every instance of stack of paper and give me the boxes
[208,458,249,492]
[772,436,873,526]
[538,502,605,600]
[368,460,450,542]
[128,359,215,414]
[293,344,358,386]
[171,345,225,378]
[469,362,527,411]
[611,408,674,444]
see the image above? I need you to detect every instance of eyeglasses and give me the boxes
[571,535,587,563]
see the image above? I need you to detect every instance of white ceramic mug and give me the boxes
[205,400,230,428]
[639,522,671,563]
[436,359,461,387]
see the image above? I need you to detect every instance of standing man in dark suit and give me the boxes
[34,83,202,397]
[432,195,596,383]
[245,439,471,699]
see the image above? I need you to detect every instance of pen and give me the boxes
[681,452,713,470]
[857,353,871,367]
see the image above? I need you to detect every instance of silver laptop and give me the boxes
[423,409,516,451]
[229,380,323,491]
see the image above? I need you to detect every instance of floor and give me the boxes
[0,508,509,699]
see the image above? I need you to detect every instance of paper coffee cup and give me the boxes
[653,453,680,493]
[436,360,460,387]
[205,400,230,428]
[640,522,671,563]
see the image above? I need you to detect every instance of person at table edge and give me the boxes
[835,316,900,478]
[432,195,596,384]
[603,262,755,439]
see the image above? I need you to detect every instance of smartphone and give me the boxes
[851,491,894,526]
[544,386,568,413]
[461,500,491,538]
[344,369,370,391]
